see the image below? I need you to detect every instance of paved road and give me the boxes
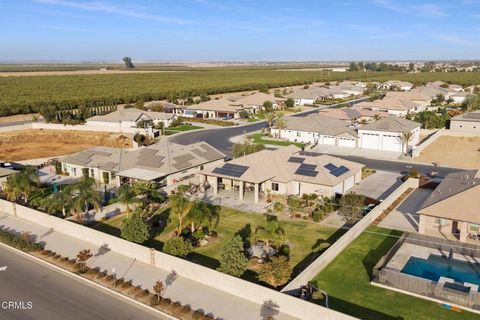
[0,245,167,320]
[0,120,34,128]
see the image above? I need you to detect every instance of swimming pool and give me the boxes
[401,254,480,286]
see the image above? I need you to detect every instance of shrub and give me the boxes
[312,210,324,222]
[0,229,42,252]
[120,211,149,244]
[279,244,290,257]
[217,235,247,277]
[272,202,285,212]
[163,237,193,257]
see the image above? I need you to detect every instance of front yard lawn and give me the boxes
[164,124,203,135]
[312,226,479,320]
[249,133,305,148]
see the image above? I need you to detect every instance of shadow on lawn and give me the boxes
[362,229,403,280]
[291,227,347,278]
[327,295,404,320]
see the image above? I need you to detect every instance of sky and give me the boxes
[1,0,480,62]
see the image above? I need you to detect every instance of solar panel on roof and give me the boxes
[324,163,337,171]
[173,154,195,163]
[295,169,319,177]
[288,156,305,163]
[298,163,317,171]
[330,165,349,177]
[212,163,249,177]
[136,156,164,168]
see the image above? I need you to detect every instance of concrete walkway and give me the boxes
[0,213,296,320]
[350,171,402,201]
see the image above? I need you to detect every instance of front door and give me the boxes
[452,221,459,239]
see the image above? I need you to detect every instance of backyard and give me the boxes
[312,226,479,320]
[92,205,344,284]
[249,132,305,148]
[415,135,480,169]
[0,129,131,161]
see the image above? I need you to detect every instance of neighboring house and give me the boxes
[336,83,364,96]
[357,117,420,153]
[418,170,480,243]
[0,167,18,185]
[318,107,388,123]
[449,110,480,132]
[202,145,364,203]
[384,91,431,112]
[183,98,248,119]
[86,107,176,131]
[61,141,225,188]
[229,92,285,111]
[270,114,358,147]
[356,97,421,116]
[450,92,470,104]
[285,87,332,106]
[380,80,414,91]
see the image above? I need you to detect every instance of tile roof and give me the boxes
[451,110,480,122]
[283,114,357,137]
[87,108,174,123]
[359,117,420,133]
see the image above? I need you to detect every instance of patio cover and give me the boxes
[117,168,166,181]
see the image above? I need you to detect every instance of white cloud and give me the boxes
[433,33,478,46]
[34,0,192,24]
[372,0,448,17]
[413,4,447,17]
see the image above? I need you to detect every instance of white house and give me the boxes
[449,110,480,133]
[450,92,470,104]
[229,92,285,112]
[380,80,414,91]
[356,97,421,117]
[357,117,420,153]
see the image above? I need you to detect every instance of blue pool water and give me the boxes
[401,254,480,286]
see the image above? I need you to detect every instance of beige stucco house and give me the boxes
[418,170,480,243]
[202,145,364,203]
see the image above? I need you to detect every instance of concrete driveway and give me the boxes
[379,188,433,233]
[350,171,402,201]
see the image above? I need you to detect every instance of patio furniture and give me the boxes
[247,241,277,259]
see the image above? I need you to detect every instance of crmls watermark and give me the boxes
[1,301,33,310]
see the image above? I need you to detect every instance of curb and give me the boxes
[0,242,178,320]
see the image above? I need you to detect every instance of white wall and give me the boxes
[450,120,480,133]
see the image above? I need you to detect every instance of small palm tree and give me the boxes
[186,201,220,233]
[117,184,140,216]
[4,166,40,203]
[373,114,381,121]
[73,176,101,221]
[153,280,165,303]
[76,249,93,273]
[169,195,193,235]
[265,112,276,128]
[41,185,74,217]
[401,131,414,155]
[254,215,285,251]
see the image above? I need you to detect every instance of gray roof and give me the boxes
[87,108,174,123]
[62,142,225,181]
[451,110,480,122]
[420,170,480,210]
[283,114,357,137]
[359,117,420,133]
[0,167,18,178]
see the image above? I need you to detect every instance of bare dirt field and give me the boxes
[0,70,182,77]
[0,114,39,124]
[0,130,131,161]
[415,136,480,169]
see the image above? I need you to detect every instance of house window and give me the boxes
[72,167,77,176]
[470,224,480,232]
[296,132,301,137]
[200,165,204,170]
[90,169,94,177]
[62,163,67,172]
[435,218,448,226]
[272,183,279,191]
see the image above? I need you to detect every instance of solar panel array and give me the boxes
[288,156,305,163]
[294,163,319,177]
[324,163,337,171]
[100,162,118,170]
[212,163,249,177]
[330,165,350,177]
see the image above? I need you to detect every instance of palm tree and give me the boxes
[41,185,75,217]
[275,117,286,140]
[76,249,93,273]
[254,215,285,251]
[3,174,23,202]
[73,176,100,220]
[117,184,140,215]
[186,201,220,233]
[169,195,192,235]
[401,131,414,155]
[373,114,381,121]
[3,167,39,203]
[153,280,165,303]
[265,112,276,128]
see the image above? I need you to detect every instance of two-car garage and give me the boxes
[359,132,402,152]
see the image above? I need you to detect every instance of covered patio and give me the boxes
[203,173,267,204]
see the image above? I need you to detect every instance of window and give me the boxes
[62,163,67,172]
[272,183,279,191]
[470,224,480,232]
[72,167,77,176]
[435,218,448,226]
[200,165,204,170]
[90,169,94,177]
[296,132,301,137]
[111,172,116,178]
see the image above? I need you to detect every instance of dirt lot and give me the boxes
[415,136,480,169]
[0,114,39,124]
[0,130,131,161]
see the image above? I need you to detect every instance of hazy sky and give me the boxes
[2,0,480,62]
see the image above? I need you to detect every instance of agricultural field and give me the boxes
[0,130,131,161]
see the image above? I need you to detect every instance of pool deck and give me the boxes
[386,242,480,271]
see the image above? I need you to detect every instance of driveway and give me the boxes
[379,188,433,233]
[350,171,402,201]
[312,144,402,160]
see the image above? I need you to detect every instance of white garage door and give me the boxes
[338,137,356,148]
[382,135,402,152]
[322,136,336,145]
[361,133,380,150]
[343,175,355,192]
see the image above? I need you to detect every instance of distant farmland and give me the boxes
[0,68,479,116]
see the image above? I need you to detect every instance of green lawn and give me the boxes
[93,206,343,282]
[249,133,305,148]
[312,226,480,320]
[164,124,203,135]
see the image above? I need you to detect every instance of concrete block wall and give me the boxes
[282,178,420,293]
[0,199,355,320]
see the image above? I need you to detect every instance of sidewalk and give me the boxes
[0,213,296,320]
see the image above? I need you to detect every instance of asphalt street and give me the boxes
[0,245,167,320]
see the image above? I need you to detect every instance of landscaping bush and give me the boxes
[279,244,290,257]
[272,201,285,212]
[0,229,42,252]
[312,210,324,222]
[163,237,193,257]
[286,196,303,210]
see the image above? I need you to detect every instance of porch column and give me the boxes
[213,180,218,195]
[459,221,468,242]
[418,215,426,234]
[239,181,244,200]
[115,175,121,188]
[254,183,259,204]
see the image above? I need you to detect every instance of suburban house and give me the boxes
[336,82,364,96]
[357,117,420,153]
[356,97,421,116]
[318,107,387,123]
[61,141,226,189]
[450,92,470,104]
[229,92,285,111]
[379,80,414,91]
[285,84,363,106]
[270,114,358,147]
[449,110,480,132]
[202,145,364,203]
[418,170,480,243]
[86,107,176,133]
[0,167,18,185]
